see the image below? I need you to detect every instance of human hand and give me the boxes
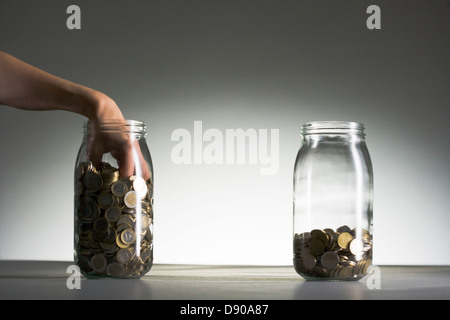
[86,96,151,181]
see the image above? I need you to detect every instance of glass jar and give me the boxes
[293,121,373,280]
[74,120,154,278]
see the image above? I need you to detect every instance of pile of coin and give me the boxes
[293,226,372,280]
[74,161,153,278]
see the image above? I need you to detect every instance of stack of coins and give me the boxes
[74,161,153,278]
[293,226,372,280]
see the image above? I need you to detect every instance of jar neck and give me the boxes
[83,119,147,137]
[301,121,365,139]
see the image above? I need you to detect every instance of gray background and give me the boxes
[0,0,449,265]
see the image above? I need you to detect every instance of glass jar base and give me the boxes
[79,264,152,279]
[297,273,367,281]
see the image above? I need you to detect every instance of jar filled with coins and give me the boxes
[74,120,154,278]
[293,121,373,281]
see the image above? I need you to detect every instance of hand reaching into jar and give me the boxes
[0,51,150,180]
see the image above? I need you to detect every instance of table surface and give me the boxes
[0,261,449,300]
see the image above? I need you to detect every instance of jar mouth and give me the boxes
[301,121,365,135]
[83,119,147,135]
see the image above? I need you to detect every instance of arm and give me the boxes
[0,51,149,180]
[0,51,122,120]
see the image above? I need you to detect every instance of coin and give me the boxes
[311,229,329,245]
[116,234,129,248]
[336,225,351,233]
[93,217,109,232]
[98,191,117,209]
[106,262,125,277]
[339,265,354,279]
[105,206,121,223]
[117,214,134,228]
[141,247,152,263]
[111,180,128,197]
[301,252,316,271]
[90,254,107,273]
[321,251,339,270]
[116,248,133,264]
[309,238,325,256]
[120,228,136,245]
[349,239,364,255]
[83,170,103,191]
[124,191,138,208]
[313,266,328,277]
[293,226,372,280]
[337,232,353,249]
[133,176,148,198]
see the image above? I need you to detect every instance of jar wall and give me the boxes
[293,122,373,281]
[74,120,154,279]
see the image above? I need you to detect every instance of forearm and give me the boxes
[0,51,121,120]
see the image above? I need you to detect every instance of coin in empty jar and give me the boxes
[337,232,353,249]
[302,252,316,271]
[311,229,329,245]
[321,251,339,270]
[349,238,364,255]
[309,238,325,256]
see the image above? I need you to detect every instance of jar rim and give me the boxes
[83,119,147,134]
[301,121,365,135]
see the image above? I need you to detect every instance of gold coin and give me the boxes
[337,232,353,249]
[338,265,354,279]
[116,234,130,248]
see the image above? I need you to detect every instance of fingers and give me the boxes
[87,121,150,180]
[86,133,105,170]
[111,139,151,181]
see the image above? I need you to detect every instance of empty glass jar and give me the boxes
[293,121,373,280]
[74,120,154,278]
